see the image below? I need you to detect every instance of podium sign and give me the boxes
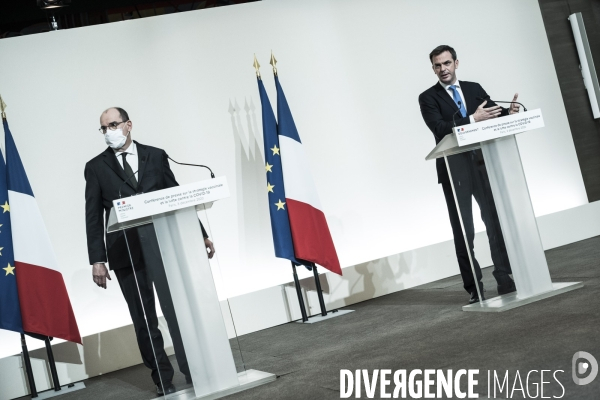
[112,176,229,223]
[453,109,544,146]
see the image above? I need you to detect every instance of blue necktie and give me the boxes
[449,85,467,118]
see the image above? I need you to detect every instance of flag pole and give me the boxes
[253,54,261,80]
[270,51,277,77]
[4,99,38,397]
[311,264,328,316]
[45,337,61,392]
[0,94,6,120]
[291,262,309,322]
[5,98,61,395]
[270,55,327,318]
[258,56,309,322]
[20,333,38,398]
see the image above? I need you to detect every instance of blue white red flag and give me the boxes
[275,77,342,275]
[0,122,22,334]
[257,77,304,266]
[3,118,81,343]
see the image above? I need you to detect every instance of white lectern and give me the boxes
[426,110,583,312]
[107,177,275,399]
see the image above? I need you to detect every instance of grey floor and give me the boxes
[19,236,600,399]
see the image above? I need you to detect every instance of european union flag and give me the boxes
[0,118,22,333]
[257,78,304,266]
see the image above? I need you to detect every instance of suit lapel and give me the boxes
[102,147,136,192]
[135,141,149,186]
[435,82,459,113]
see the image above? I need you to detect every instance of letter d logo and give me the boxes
[572,351,598,385]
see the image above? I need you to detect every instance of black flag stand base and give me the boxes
[291,262,355,324]
[20,333,86,399]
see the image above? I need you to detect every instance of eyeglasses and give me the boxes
[99,120,128,134]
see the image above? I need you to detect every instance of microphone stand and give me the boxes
[167,156,215,178]
[118,170,139,199]
[476,96,527,112]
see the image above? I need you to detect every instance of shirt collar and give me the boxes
[440,79,461,91]
[114,141,137,157]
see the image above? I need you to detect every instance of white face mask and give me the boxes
[104,128,129,149]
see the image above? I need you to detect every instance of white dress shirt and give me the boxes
[439,79,475,124]
[115,141,139,173]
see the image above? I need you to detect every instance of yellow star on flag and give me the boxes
[275,199,286,210]
[1,202,9,213]
[265,162,273,173]
[267,183,275,193]
[271,145,280,155]
[0,247,4,256]
[3,263,15,276]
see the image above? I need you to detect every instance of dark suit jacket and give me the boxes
[418,81,508,183]
[84,141,207,270]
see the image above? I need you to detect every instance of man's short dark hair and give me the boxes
[429,45,457,63]
[113,107,129,122]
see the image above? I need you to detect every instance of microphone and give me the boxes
[118,170,138,199]
[452,100,463,128]
[476,95,527,112]
[167,155,215,179]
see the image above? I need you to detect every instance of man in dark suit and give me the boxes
[84,107,215,395]
[418,45,519,304]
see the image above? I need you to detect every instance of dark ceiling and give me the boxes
[0,0,259,38]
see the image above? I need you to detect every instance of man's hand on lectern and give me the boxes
[93,262,111,289]
[508,93,520,114]
[472,100,502,122]
[205,238,215,259]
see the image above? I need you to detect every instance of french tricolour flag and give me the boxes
[275,77,342,275]
[3,119,81,344]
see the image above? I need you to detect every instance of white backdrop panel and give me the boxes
[0,0,586,358]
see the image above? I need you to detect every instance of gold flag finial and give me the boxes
[0,95,6,119]
[270,51,278,76]
[253,54,261,79]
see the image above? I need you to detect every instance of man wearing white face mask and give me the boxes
[84,107,215,395]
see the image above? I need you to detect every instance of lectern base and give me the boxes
[34,382,86,399]
[462,282,583,312]
[295,309,355,324]
[161,369,276,400]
